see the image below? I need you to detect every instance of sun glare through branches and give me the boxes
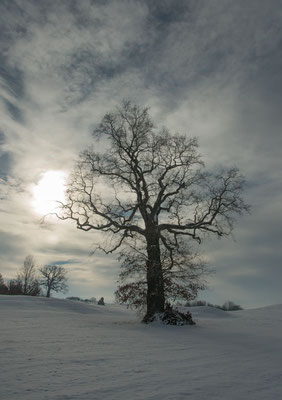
[32,170,67,215]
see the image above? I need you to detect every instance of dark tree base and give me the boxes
[143,304,196,326]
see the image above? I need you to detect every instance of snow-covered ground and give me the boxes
[1,296,281,400]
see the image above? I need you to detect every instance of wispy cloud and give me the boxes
[0,0,282,305]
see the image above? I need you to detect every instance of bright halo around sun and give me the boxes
[32,170,67,215]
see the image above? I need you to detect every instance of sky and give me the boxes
[0,0,282,308]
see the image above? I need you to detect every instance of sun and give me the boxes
[32,170,67,215]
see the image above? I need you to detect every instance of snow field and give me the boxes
[0,296,281,400]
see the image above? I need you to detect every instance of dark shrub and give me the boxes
[145,304,196,326]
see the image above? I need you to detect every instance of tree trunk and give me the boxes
[46,286,51,298]
[143,232,165,323]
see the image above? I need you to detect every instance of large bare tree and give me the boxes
[58,102,249,322]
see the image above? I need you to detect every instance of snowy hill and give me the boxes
[1,296,282,400]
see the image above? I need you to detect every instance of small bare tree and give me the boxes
[57,102,249,323]
[0,273,8,294]
[16,255,41,296]
[39,265,68,298]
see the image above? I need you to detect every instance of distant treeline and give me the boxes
[66,296,97,303]
[0,255,68,298]
[185,300,243,311]
[66,296,105,305]
[0,269,40,296]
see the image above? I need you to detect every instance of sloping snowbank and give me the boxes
[1,295,281,400]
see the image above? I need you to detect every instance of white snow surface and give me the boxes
[1,296,282,400]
